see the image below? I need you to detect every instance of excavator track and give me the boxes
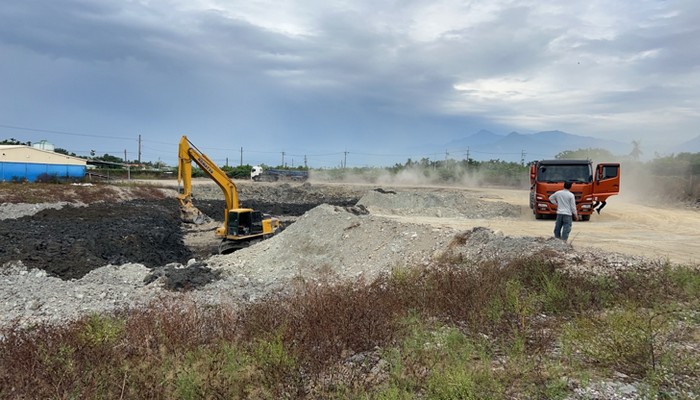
[218,238,263,255]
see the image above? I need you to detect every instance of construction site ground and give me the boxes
[1,179,699,328]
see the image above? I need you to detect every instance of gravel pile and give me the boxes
[438,226,651,275]
[357,189,520,218]
[1,262,160,328]
[204,204,457,292]
[0,202,83,220]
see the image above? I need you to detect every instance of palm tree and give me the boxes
[630,140,642,161]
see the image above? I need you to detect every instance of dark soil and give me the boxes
[144,262,222,291]
[0,199,192,280]
[0,194,361,282]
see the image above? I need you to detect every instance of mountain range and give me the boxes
[671,135,700,155]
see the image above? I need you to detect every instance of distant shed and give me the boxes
[0,145,87,182]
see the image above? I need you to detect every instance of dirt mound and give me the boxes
[437,227,651,275]
[357,189,520,218]
[0,202,85,220]
[189,181,365,205]
[205,204,457,293]
[0,199,192,280]
[192,199,348,222]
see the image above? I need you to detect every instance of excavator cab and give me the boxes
[227,209,264,237]
[220,209,279,254]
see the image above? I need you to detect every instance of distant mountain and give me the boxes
[444,130,630,162]
[446,129,504,148]
[670,135,700,154]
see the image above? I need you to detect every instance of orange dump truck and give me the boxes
[529,159,620,220]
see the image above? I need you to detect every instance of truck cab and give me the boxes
[529,159,620,220]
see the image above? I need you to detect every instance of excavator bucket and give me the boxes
[180,204,209,225]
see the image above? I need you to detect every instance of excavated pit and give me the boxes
[0,185,363,282]
[0,199,192,280]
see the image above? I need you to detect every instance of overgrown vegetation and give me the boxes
[2,257,698,399]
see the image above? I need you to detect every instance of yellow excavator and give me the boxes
[177,135,281,254]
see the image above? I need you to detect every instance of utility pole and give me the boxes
[240,147,243,166]
[521,149,526,166]
[225,157,229,167]
[304,155,307,169]
[138,134,141,164]
[343,151,348,169]
[124,149,130,180]
[466,147,470,162]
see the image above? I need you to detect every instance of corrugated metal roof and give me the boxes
[0,145,86,165]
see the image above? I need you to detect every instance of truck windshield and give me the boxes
[537,164,591,183]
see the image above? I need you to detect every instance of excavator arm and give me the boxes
[177,135,240,225]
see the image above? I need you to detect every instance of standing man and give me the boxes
[549,181,578,241]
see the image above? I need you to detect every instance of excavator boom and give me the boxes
[178,136,239,211]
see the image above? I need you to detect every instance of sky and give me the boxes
[1,0,699,168]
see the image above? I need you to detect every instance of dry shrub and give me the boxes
[2,259,699,399]
[238,279,398,373]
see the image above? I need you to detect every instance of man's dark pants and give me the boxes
[554,214,573,241]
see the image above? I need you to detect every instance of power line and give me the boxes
[1,122,557,164]
[0,123,135,141]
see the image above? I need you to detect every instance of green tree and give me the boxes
[555,148,615,160]
[1,138,29,145]
[54,148,78,157]
[221,164,254,179]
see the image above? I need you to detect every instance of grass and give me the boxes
[1,257,699,399]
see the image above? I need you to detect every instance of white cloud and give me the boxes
[0,0,699,164]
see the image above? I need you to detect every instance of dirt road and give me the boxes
[377,187,700,265]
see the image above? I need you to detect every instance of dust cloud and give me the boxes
[309,165,523,189]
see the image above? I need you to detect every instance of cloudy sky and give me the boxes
[1,0,698,167]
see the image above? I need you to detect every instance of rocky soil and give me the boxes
[0,180,692,399]
[1,181,655,327]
